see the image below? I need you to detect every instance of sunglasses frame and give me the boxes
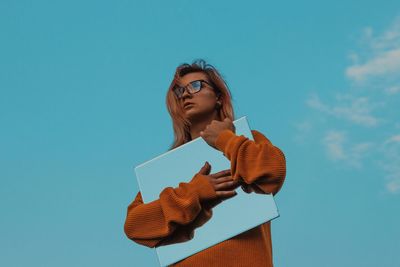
[173,79,213,99]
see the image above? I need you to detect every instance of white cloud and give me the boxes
[302,16,400,194]
[384,134,400,144]
[306,94,329,112]
[386,181,400,193]
[346,49,400,82]
[363,27,374,39]
[323,130,346,160]
[348,52,360,65]
[379,134,400,193]
[323,130,373,168]
[306,94,380,127]
[384,86,400,95]
[293,120,313,144]
[370,17,400,51]
[346,17,400,83]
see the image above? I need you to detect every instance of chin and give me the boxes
[185,109,214,122]
[184,112,198,121]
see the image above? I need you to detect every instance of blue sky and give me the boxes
[1,1,399,266]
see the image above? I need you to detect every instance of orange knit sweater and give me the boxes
[124,129,286,267]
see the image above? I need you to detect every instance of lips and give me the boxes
[184,102,195,108]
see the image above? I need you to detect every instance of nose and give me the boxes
[181,87,192,99]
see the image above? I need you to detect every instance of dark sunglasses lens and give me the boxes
[191,80,202,91]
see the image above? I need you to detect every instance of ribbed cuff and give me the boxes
[215,129,237,157]
[188,173,218,201]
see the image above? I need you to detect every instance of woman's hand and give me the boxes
[197,161,240,200]
[200,118,235,149]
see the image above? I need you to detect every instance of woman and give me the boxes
[124,59,286,266]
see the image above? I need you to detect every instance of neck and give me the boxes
[189,111,220,140]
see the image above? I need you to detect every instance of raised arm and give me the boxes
[124,172,217,248]
[214,129,286,196]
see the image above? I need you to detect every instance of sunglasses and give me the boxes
[173,79,213,99]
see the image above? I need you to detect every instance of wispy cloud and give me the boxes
[293,120,313,144]
[346,49,400,82]
[346,17,400,83]
[384,134,400,144]
[323,130,373,168]
[379,134,400,193]
[367,17,400,51]
[306,93,380,127]
[384,86,400,95]
[302,16,400,194]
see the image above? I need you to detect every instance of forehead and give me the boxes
[178,72,210,86]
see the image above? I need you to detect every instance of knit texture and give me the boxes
[124,129,286,266]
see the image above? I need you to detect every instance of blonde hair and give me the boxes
[166,59,235,150]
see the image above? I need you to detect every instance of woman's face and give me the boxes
[177,72,219,122]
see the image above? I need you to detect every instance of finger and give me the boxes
[241,184,252,194]
[216,190,237,199]
[226,180,241,189]
[215,180,240,190]
[215,180,233,190]
[210,169,231,178]
[230,180,242,189]
[198,161,211,175]
[215,176,233,184]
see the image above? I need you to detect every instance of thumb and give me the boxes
[198,161,211,175]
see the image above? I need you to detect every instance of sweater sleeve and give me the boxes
[214,129,286,196]
[124,173,218,248]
